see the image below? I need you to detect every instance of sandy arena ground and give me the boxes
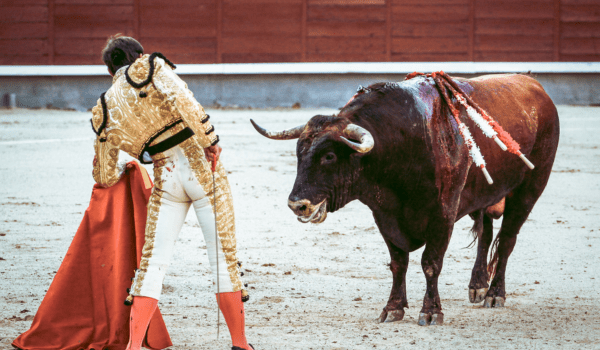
[0,105,599,350]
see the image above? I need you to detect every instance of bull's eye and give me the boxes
[321,152,337,165]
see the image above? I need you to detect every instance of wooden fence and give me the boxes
[1,0,599,65]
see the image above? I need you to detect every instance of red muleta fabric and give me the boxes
[12,162,172,350]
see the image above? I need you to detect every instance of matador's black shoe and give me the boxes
[232,345,254,350]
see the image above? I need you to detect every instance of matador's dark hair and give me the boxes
[101,34,144,75]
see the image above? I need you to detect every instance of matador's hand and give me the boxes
[204,144,222,164]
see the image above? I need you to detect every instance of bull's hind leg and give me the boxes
[468,210,494,303]
[378,239,409,323]
[484,98,558,308]
[484,170,554,308]
[482,201,523,308]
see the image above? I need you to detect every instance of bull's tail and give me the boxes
[468,208,501,281]
[487,235,500,282]
[466,210,484,249]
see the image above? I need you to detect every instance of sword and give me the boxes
[211,153,220,339]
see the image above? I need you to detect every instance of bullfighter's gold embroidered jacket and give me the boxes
[91,53,218,187]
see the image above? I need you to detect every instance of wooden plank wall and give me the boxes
[53,0,135,65]
[1,0,598,65]
[140,0,219,63]
[0,0,50,64]
[391,0,471,61]
[474,0,555,61]
[560,0,600,61]
[307,0,388,62]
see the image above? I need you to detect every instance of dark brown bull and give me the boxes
[251,74,560,326]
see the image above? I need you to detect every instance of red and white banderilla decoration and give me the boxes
[406,71,535,185]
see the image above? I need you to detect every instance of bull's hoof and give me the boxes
[417,313,429,326]
[469,288,488,303]
[430,313,444,325]
[378,309,404,323]
[483,296,505,308]
[417,312,444,326]
[483,297,493,308]
[493,297,505,307]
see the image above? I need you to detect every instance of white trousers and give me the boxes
[130,146,237,300]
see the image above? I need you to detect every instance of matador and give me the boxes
[91,35,253,350]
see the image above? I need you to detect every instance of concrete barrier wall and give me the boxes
[0,72,598,111]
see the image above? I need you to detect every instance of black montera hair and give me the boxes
[101,34,144,75]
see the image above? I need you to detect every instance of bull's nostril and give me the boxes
[288,199,312,213]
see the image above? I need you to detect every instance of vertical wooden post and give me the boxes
[48,0,54,64]
[133,0,140,40]
[554,0,560,61]
[302,0,307,62]
[386,0,391,61]
[217,0,223,63]
[469,0,475,61]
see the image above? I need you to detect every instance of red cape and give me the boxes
[13,162,172,350]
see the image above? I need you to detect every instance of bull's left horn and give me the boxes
[250,119,305,140]
[340,124,375,153]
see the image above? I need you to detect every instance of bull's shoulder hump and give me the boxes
[395,77,438,114]
[396,76,433,94]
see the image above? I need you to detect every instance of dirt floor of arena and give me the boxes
[0,106,599,350]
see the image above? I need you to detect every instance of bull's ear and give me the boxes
[250,119,305,140]
[340,124,374,153]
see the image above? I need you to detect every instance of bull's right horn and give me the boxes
[250,119,305,140]
[340,124,375,153]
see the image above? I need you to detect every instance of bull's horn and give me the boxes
[250,119,305,140]
[340,124,375,153]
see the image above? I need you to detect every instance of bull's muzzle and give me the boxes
[288,198,328,224]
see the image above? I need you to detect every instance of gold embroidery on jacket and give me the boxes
[151,61,218,148]
[91,54,218,187]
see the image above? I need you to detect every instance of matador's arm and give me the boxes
[91,102,126,188]
[151,59,219,148]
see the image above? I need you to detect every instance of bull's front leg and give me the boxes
[418,223,452,326]
[372,210,410,323]
[378,238,409,323]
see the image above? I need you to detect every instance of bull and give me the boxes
[251,74,560,325]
